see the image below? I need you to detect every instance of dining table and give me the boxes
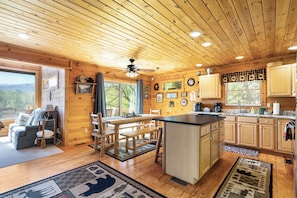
[102,114,162,155]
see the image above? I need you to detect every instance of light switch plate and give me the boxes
[267,103,270,108]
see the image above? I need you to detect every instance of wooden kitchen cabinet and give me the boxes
[224,116,236,144]
[199,73,221,98]
[259,118,276,150]
[267,63,296,97]
[199,122,219,177]
[219,120,225,157]
[237,116,258,147]
[277,119,295,153]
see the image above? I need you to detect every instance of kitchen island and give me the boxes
[154,114,225,185]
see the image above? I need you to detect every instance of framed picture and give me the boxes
[166,92,178,99]
[156,93,163,103]
[43,72,59,90]
[181,91,187,97]
[169,101,174,107]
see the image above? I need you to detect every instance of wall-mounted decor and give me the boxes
[163,81,182,90]
[187,78,195,86]
[156,93,163,103]
[43,72,59,90]
[144,86,150,99]
[181,91,187,97]
[166,92,178,99]
[75,81,96,95]
[169,101,174,107]
[180,98,188,106]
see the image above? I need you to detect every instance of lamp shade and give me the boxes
[45,104,55,112]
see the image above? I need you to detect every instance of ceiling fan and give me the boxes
[126,58,155,77]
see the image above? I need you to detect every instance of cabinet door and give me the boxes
[259,124,274,150]
[224,121,236,144]
[237,122,258,147]
[210,130,219,166]
[199,74,221,98]
[267,64,292,96]
[278,119,295,153]
[199,134,211,177]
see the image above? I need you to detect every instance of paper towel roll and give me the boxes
[273,102,280,115]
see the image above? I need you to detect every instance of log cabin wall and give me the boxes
[150,55,297,115]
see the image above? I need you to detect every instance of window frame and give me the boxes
[225,80,262,107]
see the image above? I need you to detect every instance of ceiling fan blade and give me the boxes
[138,69,155,72]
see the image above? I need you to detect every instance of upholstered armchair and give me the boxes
[8,108,58,150]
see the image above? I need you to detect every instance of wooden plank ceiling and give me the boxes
[0,0,296,75]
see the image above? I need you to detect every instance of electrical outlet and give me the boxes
[84,128,88,133]
[267,103,271,108]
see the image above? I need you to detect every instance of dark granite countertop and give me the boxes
[154,114,225,126]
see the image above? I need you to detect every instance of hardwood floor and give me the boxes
[0,143,295,197]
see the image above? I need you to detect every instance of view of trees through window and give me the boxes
[0,71,35,119]
[104,81,136,116]
[226,80,261,106]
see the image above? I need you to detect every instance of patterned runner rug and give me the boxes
[1,161,166,198]
[224,144,259,157]
[214,157,272,198]
[89,139,156,162]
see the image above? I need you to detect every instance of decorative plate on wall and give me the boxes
[187,78,195,86]
[180,98,188,106]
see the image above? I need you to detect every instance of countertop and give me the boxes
[154,114,225,125]
[188,111,296,120]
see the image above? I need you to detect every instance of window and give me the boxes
[226,80,261,106]
[104,81,137,116]
[0,70,35,119]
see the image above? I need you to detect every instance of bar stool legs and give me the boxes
[154,127,163,163]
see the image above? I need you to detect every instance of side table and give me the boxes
[38,119,56,148]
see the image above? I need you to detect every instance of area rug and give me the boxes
[224,144,259,157]
[214,157,272,198]
[89,139,156,162]
[0,161,166,198]
[0,136,63,168]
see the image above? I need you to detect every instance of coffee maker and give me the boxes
[214,103,222,112]
[194,102,202,112]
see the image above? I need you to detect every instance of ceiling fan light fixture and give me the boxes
[126,70,139,78]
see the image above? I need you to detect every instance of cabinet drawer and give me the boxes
[211,121,219,131]
[237,116,258,123]
[259,118,275,125]
[225,116,236,122]
[201,125,211,137]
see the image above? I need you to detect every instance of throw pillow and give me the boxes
[36,130,54,138]
[16,113,32,126]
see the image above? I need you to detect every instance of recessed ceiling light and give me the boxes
[202,42,211,47]
[189,31,201,38]
[288,45,297,50]
[235,56,244,60]
[17,33,29,39]
[196,63,203,67]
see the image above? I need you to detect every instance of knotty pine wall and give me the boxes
[150,55,297,116]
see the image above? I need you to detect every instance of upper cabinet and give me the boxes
[199,73,221,98]
[267,63,296,97]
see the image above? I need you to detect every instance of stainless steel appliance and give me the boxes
[214,102,222,112]
[194,102,202,112]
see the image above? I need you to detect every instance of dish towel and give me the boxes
[284,120,295,140]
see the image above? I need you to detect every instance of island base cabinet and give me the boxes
[165,123,200,185]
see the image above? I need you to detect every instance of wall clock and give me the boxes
[180,98,188,106]
[187,78,195,86]
[154,83,159,90]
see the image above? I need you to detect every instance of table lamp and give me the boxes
[45,104,55,119]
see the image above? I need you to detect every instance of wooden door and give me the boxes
[267,64,292,96]
[277,119,295,153]
[199,133,210,177]
[210,130,219,166]
[199,74,221,98]
[224,121,236,144]
[237,122,258,147]
[259,124,274,150]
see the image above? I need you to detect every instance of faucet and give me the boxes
[238,100,241,113]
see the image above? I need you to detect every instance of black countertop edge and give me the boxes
[153,114,225,126]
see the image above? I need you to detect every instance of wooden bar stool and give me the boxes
[154,127,163,163]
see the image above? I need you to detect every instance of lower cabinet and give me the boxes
[237,117,258,147]
[259,118,275,150]
[224,116,236,144]
[199,122,219,178]
[277,119,295,153]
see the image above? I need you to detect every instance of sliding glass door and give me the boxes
[104,81,136,116]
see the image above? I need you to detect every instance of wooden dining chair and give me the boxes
[90,112,115,156]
